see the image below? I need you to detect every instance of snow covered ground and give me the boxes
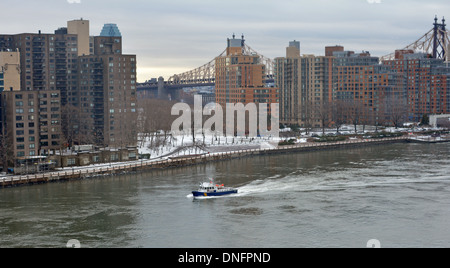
[136,124,445,160]
[137,133,281,160]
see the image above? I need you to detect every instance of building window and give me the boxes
[67,158,76,166]
[110,154,119,161]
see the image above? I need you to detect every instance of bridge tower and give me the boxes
[433,16,447,60]
[157,76,168,99]
[381,16,450,62]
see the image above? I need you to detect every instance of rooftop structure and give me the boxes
[99,23,122,37]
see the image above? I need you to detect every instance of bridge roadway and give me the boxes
[137,81,215,91]
[137,77,275,99]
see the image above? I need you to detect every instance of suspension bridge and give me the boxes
[138,17,450,100]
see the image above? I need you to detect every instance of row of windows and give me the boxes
[17,151,36,157]
[14,93,59,99]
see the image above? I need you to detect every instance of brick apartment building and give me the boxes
[275,43,450,129]
[275,42,335,128]
[215,35,278,109]
[0,19,137,170]
[383,50,450,122]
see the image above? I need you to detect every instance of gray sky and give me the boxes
[1,0,449,82]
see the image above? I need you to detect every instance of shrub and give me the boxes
[314,136,347,143]
[278,139,296,146]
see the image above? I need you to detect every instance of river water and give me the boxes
[0,142,449,248]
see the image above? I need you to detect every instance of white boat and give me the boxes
[192,179,238,198]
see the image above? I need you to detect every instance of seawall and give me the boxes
[0,136,408,188]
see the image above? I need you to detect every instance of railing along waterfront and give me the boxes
[0,136,408,188]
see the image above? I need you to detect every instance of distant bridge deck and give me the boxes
[137,81,215,91]
[137,78,274,91]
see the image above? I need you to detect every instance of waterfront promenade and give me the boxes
[0,136,412,188]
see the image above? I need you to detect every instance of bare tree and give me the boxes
[301,100,314,135]
[61,104,79,148]
[386,94,408,129]
[332,99,347,134]
[315,101,331,136]
[0,126,14,173]
[346,99,364,134]
[61,104,97,148]
[137,98,178,151]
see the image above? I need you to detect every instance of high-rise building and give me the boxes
[274,42,333,128]
[333,51,390,126]
[215,35,278,109]
[301,55,334,128]
[77,25,137,147]
[0,19,137,164]
[276,38,450,129]
[383,51,450,122]
[67,19,90,57]
[1,90,62,159]
[274,41,301,125]
[78,53,137,147]
[1,49,63,166]
[0,30,79,105]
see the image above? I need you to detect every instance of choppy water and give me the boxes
[0,143,449,248]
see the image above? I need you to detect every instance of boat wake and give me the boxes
[187,169,450,200]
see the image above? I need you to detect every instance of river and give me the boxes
[0,142,449,248]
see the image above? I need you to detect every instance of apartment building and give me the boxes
[274,41,301,126]
[0,23,81,106]
[1,90,61,160]
[78,53,137,147]
[333,51,390,125]
[383,51,450,122]
[274,42,333,128]
[215,35,278,109]
[1,19,137,150]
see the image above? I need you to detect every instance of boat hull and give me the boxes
[192,189,238,198]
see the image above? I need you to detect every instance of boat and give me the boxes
[192,179,238,198]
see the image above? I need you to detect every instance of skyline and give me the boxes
[1,0,450,82]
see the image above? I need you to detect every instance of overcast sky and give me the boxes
[1,0,450,82]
